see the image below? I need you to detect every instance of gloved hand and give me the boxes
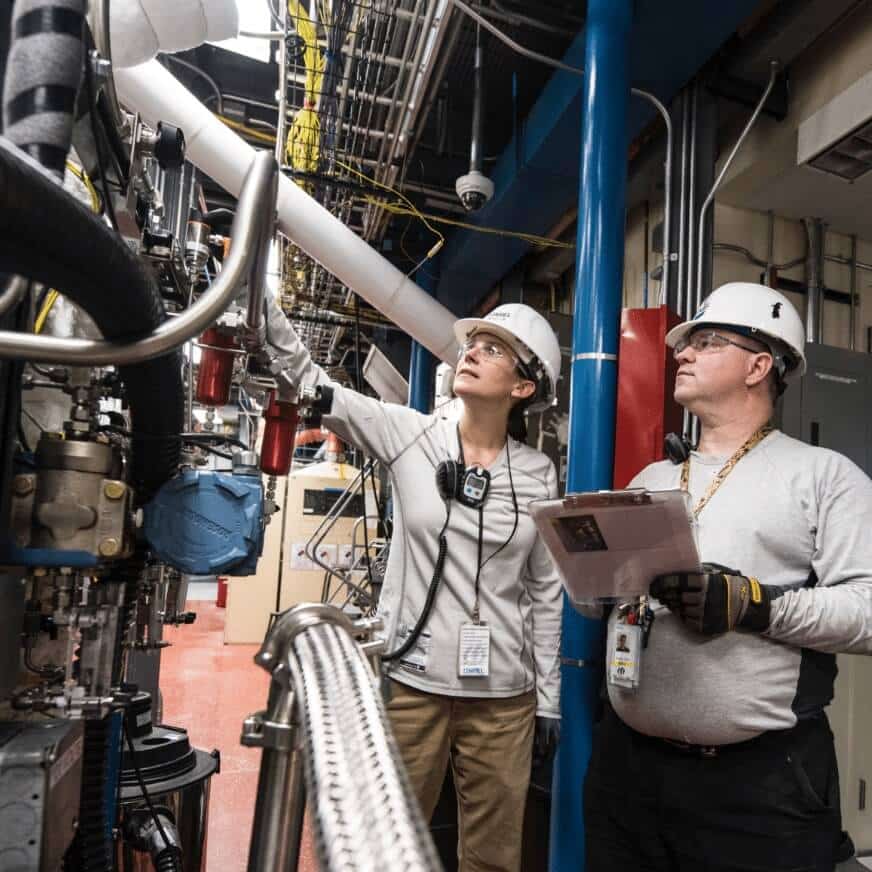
[649,563,772,636]
[533,716,561,768]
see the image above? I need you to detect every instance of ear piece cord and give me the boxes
[381,435,520,659]
[381,496,452,662]
[480,437,519,571]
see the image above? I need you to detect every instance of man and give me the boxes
[583,282,872,872]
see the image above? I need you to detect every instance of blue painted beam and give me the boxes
[407,262,440,412]
[550,0,632,869]
[435,0,762,316]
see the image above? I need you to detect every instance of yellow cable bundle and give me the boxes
[285,0,324,176]
[34,162,102,334]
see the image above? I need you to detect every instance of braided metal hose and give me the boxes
[287,622,442,872]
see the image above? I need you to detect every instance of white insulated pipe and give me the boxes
[115,61,460,365]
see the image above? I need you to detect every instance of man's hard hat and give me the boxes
[454,304,562,412]
[665,283,807,379]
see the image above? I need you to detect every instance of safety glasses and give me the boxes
[673,330,768,359]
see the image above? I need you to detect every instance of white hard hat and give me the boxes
[454,304,562,412]
[666,283,807,380]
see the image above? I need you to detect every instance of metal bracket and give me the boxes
[560,656,600,669]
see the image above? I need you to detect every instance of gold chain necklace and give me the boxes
[681,426,773,518]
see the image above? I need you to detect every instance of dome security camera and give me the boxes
[455,170,494,212]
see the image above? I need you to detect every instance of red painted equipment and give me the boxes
[195,327,238,407]
[260,390,299,476]
[613,306,684,488]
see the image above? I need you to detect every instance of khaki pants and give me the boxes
[388,680,536,872]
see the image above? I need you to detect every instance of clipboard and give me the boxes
[529,489,701,603]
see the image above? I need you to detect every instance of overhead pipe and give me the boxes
[694,60,779,307]
[0,150,277,364]
[115,60,460,365]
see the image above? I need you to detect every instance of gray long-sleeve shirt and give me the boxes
[603,429,872,745]
[266,298,563,716]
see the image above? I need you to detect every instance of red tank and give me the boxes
[260,390,299,476]
[195,327,238,407]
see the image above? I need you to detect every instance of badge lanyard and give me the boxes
[609,425,773,691]
[680,425,773,517]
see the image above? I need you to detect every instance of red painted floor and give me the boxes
[161,602,318,871]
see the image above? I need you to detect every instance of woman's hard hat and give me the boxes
[454,304,562,412]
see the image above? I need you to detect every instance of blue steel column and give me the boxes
[407,263,440,412]
[550,1,633,870]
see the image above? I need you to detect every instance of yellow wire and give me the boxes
[34,290,59,334]
[65,160,101,213]
[363,196,575,250]
[336,159,445,254]
[35,162,102,333]
[217,115,277,145]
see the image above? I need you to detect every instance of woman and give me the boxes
[265,296,564,872]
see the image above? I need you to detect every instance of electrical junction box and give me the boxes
[143,468,265,576]
[0,719,84,872]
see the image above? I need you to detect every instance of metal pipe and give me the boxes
[246,688,305,872]
[804,217,824,343]
[0,276,29,318]
[850,235,857,351]
[89,0,126,132]
[675,92,689,314]
[275,0,289,169]
[0,153,278,365]
[695,60,779,304]
[631,88,672,305]
[824,252,872,272]
[765,209,775,286]
[687,82,697,319]
[555,2,633,870]
[470,24,485,173]
[487,0,577,36]
[714,243,805,272]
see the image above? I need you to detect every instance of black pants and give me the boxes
[584,705,842,872]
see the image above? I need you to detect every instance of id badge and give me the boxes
[607,623,642,690]
[398,629,431,674]
[458,622,490,677]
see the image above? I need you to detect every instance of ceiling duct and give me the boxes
[798,68,872,181]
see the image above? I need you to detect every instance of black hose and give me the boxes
[202,208,234,230]
[2,0,87,178]
[0,138,184,501]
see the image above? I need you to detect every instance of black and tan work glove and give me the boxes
[649,563,772,635]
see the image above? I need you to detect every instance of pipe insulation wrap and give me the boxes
[114,60,460,364]
[2,0,87,178]
[0,136,183,500]
[111,0,239,68]
[288,622,441,872]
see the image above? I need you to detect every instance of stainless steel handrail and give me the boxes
[0,152,277,365]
